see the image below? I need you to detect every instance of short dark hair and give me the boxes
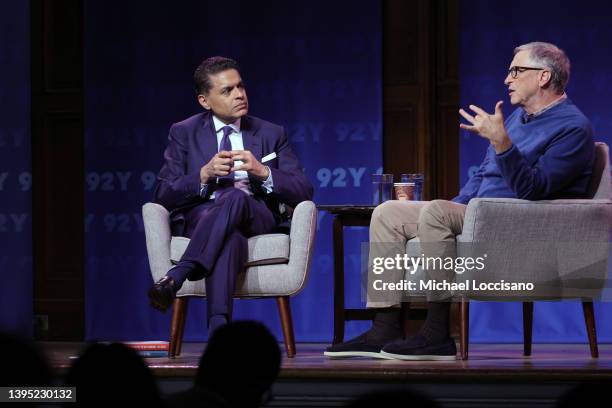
[193,56,240,95]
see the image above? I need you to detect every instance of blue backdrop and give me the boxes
[0,0,31,337]
[460,0,612,342]
[84,0,381,342]
[3,0,610,345]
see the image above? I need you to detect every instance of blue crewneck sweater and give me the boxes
[453,98,595,204]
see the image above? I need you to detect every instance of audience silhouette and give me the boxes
[166,320,281,408]
[347,389,439,408]
[0,333,53,387]
[64,342,164,407]
[557,381,612,407]
[5,328,612,408]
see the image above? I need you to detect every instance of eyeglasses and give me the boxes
[508,66,545,78]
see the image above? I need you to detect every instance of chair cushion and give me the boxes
[170,233,290,265]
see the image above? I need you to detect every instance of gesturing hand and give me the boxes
[200,151,233,184]
[230,150,269,180]
[459,101,512,154]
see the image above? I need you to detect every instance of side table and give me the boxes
[318,204,431,345]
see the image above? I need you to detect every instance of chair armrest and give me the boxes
[142,202,173,281]
[456,198,612,299]
[286,201,317,295]
[459,198,612,243]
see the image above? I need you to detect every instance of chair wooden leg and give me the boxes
[460,298,469,360]
[276,296,296,358]
[169,297,188,358]
[523,302,533,356]
[582,301,599,358]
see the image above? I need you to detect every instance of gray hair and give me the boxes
[514,42,570,93]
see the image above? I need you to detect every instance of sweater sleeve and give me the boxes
[494,125,594,200]
[452,152,490,204]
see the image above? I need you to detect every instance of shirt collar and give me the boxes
[523,93,567,122]
[212,115,241,134]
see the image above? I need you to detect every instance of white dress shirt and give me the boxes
[202,115,273,199]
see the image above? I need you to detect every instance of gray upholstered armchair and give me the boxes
[142,200,317,358]
[405,142,612,360]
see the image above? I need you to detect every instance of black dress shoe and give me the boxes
[148,276,177,312]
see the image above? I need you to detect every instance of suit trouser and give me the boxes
[179,188,277,321]
[366,199,467,308]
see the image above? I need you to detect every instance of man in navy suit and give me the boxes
[148,56,313,334]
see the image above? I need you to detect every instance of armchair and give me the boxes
[142,200,317,358]
[403,142,612,360]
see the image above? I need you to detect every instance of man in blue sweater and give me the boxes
[325,41,595,360]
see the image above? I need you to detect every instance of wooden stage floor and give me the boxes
[42,342,612,379]
[40,342,612,408]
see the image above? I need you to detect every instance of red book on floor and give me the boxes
[123,341,169,351]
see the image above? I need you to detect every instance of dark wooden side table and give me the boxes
[318,204,430,345]
[317,205,378,344]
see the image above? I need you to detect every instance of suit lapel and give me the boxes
[196,112,219,160]
[241,116,262,159]
[241,116,265,193]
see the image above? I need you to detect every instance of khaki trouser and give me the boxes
[366,199,467,307]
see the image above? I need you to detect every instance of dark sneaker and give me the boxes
[324,333,395,359]
[380,335,457,361]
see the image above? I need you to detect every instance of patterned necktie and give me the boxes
[220,125,234,152]
[218,126,235,188]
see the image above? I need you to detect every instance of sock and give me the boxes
[364,308,401,344]
[208,314,228,338]
[418,301,451,344]
[166,260,200,290]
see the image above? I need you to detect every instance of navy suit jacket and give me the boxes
[153,111,313,235]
